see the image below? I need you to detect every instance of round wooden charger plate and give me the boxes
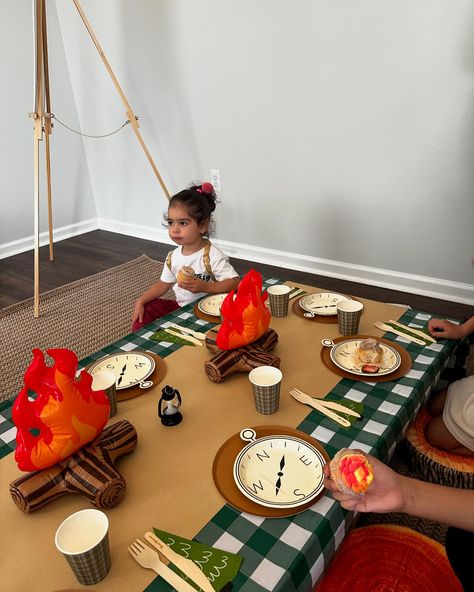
[193,302,221,323]
[212,425,330,518]
[85,351,166,401]
[292,295,361,324]
[320,335,412,382]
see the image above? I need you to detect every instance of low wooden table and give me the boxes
[0,279,459,591]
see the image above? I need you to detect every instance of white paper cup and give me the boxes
[92,371,118,417]
[248,366,283,414]
[336,300,364,335]
[55,508,111,585]
[267,285,292,317]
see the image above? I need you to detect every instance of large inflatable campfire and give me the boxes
[216,269,271,350]
[13,348,110,472]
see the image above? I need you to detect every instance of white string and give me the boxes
[50,114,131,138]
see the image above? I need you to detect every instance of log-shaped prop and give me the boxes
[10,420,137,513]
[204,328,280,383]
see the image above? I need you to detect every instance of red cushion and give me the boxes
[315,524,462,592]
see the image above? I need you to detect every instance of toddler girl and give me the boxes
[131,182,240,331]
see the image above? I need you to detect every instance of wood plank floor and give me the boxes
[1,230,472,320]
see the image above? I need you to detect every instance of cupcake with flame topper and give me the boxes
[329,449,374,495]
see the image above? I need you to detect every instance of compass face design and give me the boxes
[88,352,155,390]
[299,292,350,316]
[198,293,228,316]
[233,434,326,508]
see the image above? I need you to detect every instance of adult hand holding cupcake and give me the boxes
[324,450,404,514]
[325,448,474,591]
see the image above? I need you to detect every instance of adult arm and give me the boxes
[132,280,174,324]
[324,454,474,532]
[428,315,474,339]
[401,477,474,531]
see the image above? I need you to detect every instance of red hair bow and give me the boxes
[198,182,214,194]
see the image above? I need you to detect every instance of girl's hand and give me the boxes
[178,277,208,294]
[324,453,406,514]
[132,300,144,325]
[428,319,463,340]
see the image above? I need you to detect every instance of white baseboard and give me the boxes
[98,218,175,247]
[3,217,474,306]
[100,218,474,305]
[0,219,98,259]
[219,238,474,305]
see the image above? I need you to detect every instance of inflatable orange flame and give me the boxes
[12,348,110,472]
[216,270,271,350]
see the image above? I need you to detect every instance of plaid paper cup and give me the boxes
[248,366,282,414]
[337,300,364,335]
[55,509,111,586]
[267,285,291,317]
[92,371,118,417]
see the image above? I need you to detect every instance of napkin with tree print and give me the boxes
[145,527,243,591]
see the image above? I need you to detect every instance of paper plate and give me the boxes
[86,351,166,401]
[329,338,401,377]
[88,351,155,389]
[213,426,329,518]
[197,293,228,317]
[233,431,326,509]
[299,292,351,316]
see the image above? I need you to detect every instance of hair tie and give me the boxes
[198,182,214,195]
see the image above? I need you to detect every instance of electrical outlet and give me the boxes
[210,169,221,192]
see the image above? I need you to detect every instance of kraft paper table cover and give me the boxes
[0,279,460,591]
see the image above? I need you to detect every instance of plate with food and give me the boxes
[322,337,401,376]
[299,292,351,316]
[197,293,228,317]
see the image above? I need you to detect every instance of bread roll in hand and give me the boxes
[177,266,195,283]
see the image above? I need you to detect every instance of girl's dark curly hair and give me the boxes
[166,182,218,233]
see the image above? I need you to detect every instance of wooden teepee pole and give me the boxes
[31,0,55,318]
[31,0,45,318]
[41,0,54,262]
[71,0,171,200]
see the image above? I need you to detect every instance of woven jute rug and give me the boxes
[0,255,173,402]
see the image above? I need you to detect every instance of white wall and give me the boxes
[4,1,474,302]
[0,0,96,250]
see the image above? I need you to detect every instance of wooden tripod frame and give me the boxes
[31,0,170,318]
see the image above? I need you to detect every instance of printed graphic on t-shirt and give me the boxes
[195,273,211,282]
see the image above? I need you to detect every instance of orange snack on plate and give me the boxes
[329,449,374,495]
[177,266,195,283]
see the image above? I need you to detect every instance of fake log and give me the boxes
[10,420,137,513]
[204,328,280,383]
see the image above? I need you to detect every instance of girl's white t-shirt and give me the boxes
[160,243,238,306]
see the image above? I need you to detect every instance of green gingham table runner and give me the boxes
[0,278,462,592]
